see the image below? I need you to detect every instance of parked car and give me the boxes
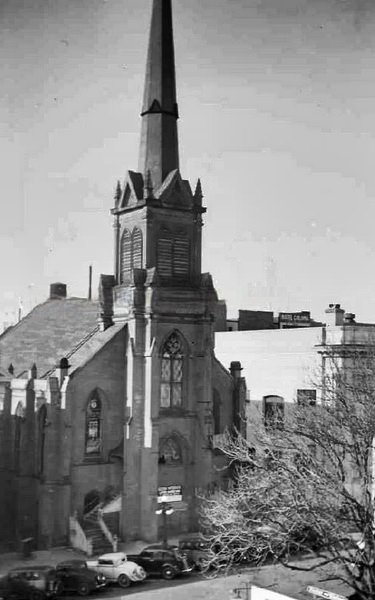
[55,559,107,596]
[86,552,146,588]
[0,566,60,600]
[178,536,212,570]
[127,544,193,580]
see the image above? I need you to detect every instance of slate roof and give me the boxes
[66,322,125,376]
[0,297,100,378]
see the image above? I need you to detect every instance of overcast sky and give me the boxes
[2,0,375,326]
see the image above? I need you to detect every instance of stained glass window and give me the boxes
[38,404,47,475]
[160,333,184,408]
[85,394,102,456]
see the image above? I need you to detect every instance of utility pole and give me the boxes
[155,497,174,547]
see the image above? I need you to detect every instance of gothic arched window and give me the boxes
[160,333,184,408]
[120,229,131,283]
[157,229,190,279]
[173,235,190,276]
[14,402,25,472]
[85,392,102,457]
[131,228,143,269]
[213,389,221,435]
[157,234,173,278]
[37,404,47,475]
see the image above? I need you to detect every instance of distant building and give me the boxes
[215,304,323,332]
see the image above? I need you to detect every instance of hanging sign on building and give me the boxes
[279,312,311,328]
[157,485,182,503]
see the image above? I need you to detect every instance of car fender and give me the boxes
[129,566,146,581]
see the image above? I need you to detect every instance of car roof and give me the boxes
[98,552,126,560]
[10,566,54,572]
[56,560,87,567]
[143,544,176,551]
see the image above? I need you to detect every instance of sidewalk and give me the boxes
[123,559,351,600]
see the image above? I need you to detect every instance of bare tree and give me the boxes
[199,346,375,599]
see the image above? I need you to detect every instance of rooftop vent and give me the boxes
[50,283,67,300]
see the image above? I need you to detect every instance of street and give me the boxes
[63,558,351,600]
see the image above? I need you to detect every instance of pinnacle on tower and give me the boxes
[138,0,179,191]
[194,178,203,201]
[114,180,122,205]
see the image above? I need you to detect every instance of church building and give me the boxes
[0,0,247,550]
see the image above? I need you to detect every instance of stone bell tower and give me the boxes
[110,0,219,541]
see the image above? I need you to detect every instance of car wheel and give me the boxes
[55,581,64,595]
[118,574,130,588]
[162,565,176,580]
[77,582,90,597]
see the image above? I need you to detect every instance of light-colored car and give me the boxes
[86,552,146,588]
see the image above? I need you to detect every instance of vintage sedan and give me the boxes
[86,552,146,588]
[127,545,193,580]
[0,566,59,600]
[55,560,107,596]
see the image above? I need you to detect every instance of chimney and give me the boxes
[88,266,93,301]
[50,282,67,300]
[325,303,345,327]
[344,312,356,325]
[230,361,243,379]
[28,363,37,379]
[56,357,70,386]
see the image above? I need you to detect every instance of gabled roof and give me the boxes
[67,322,126,376]
[118,171,144,209]
[155,169,193,208]
[0,298,99,378]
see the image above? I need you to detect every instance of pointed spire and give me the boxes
[138,0,179,191]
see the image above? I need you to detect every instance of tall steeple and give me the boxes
[138,0,179,191]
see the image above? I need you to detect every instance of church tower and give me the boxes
[110,0,219,541]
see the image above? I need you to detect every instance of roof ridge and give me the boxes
[0,299,51,340]
[41,325,100,379]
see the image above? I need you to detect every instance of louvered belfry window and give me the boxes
[157,230,190,279]
[120,227,143,282]
[120,229,131,283]
[132,228,143,269]
[157,235,173,278]
[160,332,184,408]
[173,236,190,276]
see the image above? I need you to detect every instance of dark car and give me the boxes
[178,536,212,570]
[55,560,107,596]
[127,545,193,580]
[0,566,59,600]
